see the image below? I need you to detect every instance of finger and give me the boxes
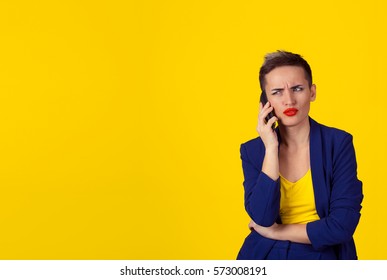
[259,101,270,114]
[258,110,274,133]
[259,102,273,115]
[259,106,274,123]
[258,102,274,131]
[258,102,267,117]
[267,115,278,127]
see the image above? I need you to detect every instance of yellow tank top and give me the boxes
[279,169,320,224]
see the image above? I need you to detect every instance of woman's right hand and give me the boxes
[257,101,279,150]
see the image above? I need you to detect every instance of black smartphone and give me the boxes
[260,91,276,129]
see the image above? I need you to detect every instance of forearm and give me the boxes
[273,224,311,244]
[261,146,279,181]
[244,172,280,226]
[250,221,311,244]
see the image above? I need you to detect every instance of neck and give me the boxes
[278,117,310,148]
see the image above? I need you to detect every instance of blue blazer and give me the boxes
[237,117,363,260]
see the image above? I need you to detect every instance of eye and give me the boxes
[271,90,281,95]
[293,86,303,92]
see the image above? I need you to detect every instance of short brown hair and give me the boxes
[259,50,313,91]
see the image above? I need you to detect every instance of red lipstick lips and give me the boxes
[283,108,298,116]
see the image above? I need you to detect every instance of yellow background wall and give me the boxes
[0,0,385,259]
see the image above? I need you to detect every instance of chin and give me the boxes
[279,115,308,127]
[279,121,299,127]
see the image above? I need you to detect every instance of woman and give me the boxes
[237,51,363,260]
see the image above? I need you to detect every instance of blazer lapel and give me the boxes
[309,117,329,218]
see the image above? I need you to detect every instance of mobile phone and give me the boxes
[260,91,276,129]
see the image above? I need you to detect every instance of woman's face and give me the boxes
[264,65,316,127]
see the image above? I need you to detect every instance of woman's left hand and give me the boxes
[249,220,280,239]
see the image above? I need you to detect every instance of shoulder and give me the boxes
[241,136,264,153]
[310,118,353,144]
[310,118,356,166]
[240,136,266,165]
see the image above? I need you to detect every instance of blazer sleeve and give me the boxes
[240,143,280,227]
[307,134,363,250]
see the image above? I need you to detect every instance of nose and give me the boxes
[283,88,295,106]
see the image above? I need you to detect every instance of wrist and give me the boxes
[265,145,278,153]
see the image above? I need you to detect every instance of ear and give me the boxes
[310,84,316,102]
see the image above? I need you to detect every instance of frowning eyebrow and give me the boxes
[270,84,304,92]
